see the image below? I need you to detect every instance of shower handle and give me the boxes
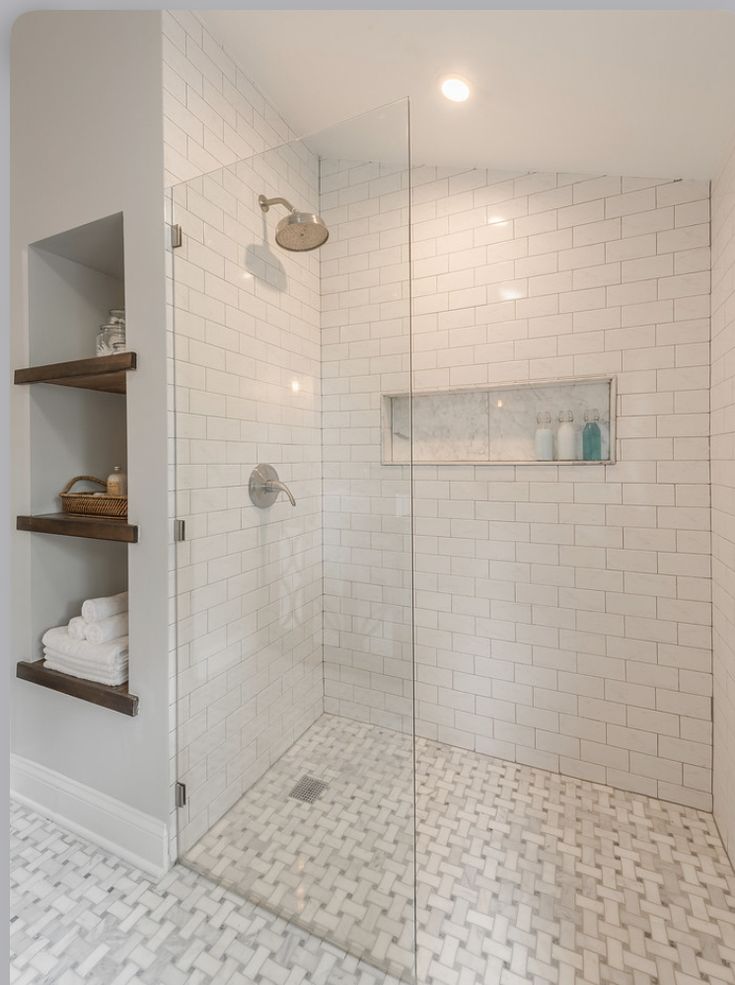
[249,464,296,508]
[266,478,296,507]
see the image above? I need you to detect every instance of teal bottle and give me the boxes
[583,409,602,460]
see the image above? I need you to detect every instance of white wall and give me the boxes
[712,138,735,854]
[10,12,170,855]
[322,165,713,810]
[162,11,323,853]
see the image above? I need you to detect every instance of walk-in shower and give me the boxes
[172,97,721,985]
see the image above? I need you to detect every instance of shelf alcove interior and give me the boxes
[18,212,135,712]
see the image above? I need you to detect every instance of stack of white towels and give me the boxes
[42,592,129,686]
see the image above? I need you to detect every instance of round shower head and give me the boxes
[259,194,329,252]
[275,210,329,252]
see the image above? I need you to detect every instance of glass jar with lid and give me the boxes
[96,323,113,355]
[107,308,126,352]
[96,308,127,356]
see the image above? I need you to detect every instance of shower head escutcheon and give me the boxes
[258,194,329,252]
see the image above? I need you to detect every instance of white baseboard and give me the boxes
[11,754,170,879]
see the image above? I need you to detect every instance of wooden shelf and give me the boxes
[17,513,138,543]
[16,660,138,716]
[14,352,137,395]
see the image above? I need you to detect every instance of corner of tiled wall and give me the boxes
[712,135,735,857]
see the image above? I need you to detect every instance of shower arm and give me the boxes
[258,195,295,214]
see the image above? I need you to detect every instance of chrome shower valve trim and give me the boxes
[249,464,296,508]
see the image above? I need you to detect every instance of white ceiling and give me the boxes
[202,10,735,179]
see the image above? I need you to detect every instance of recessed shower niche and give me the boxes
[382,377,616,465]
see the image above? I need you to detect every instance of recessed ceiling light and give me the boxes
[441,77,471,103]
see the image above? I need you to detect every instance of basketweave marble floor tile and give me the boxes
[10,800,404,985]
[183,714,735,985]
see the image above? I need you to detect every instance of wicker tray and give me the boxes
[59,475,127,519]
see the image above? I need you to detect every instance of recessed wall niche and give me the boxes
[26,213,128,661]
[29,213,125,364]
[382,377,616,465]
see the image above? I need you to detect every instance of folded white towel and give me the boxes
[44,654,128,687]
[45,644,127,665]
[41,626,129,668]
[82,592,128,623]
[45,648,127,675]
[68,616,86,640]
[44,644,128,665]
[44,664,127,686]
[84,612,128,645]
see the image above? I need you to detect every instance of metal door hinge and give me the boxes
[174,519,186,542]
[175,782,187,808]
[170,223,183,249]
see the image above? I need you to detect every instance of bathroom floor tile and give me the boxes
[11,715,735,985]
[10,800,400,985]
[185,714,735,985]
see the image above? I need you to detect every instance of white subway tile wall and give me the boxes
[163,11,324,853]
[321,166,713,810]
[712,140,735,853]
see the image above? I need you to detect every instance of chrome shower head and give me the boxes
[258,194,329,252]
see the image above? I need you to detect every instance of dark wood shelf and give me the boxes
[17,513,138,543]
[16,660,138,716]
[14,352,137,395]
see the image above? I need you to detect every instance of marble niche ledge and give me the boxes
[381,376,616,466]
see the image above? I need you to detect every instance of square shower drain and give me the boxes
[289,775,328,804]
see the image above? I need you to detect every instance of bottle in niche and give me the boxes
[107,466,127,497]
[534,411,554,461]
[583,409,602,461]
[557,410,576,460]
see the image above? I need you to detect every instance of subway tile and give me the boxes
[605,187,656,218]
[572,176,622,202]
[621,207,673,237]
[606,233,657,262]
[572,217,621,247]
[657,223,710,254]
[656,179,709,207]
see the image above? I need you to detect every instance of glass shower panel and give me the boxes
[171,101,416,982]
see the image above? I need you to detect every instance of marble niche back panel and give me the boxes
[384,377,614,464]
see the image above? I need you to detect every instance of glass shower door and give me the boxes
[170,101,416,981]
